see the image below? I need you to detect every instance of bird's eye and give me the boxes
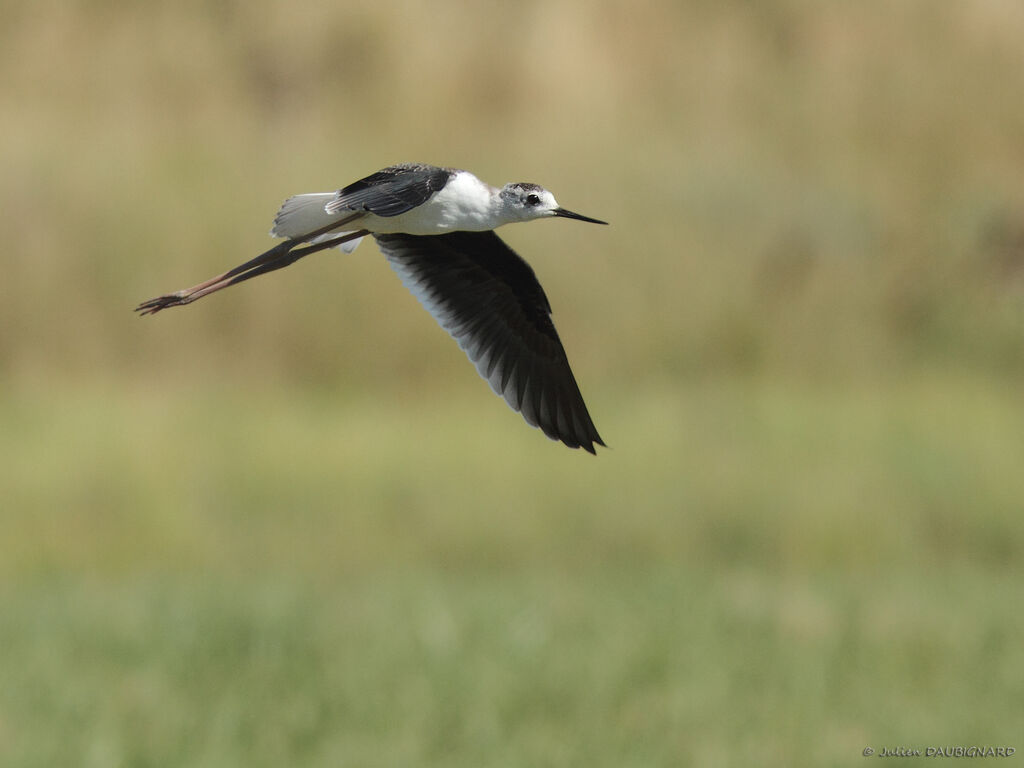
[526,193,541,206]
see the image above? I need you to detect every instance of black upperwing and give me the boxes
[374,230,604,454]
[325,163,453,218]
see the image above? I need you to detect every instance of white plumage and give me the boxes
[271,193,363,253]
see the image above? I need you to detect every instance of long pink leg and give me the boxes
[135,214,367,315]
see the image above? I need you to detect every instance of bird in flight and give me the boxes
[136,163,607,453]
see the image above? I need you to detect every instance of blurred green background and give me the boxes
[2,0,1023,765]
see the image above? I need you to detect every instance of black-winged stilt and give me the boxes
[137,163,607,453]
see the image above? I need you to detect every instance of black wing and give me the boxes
[374,231,604,454]
[325,163,453,218]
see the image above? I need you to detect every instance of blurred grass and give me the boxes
[3,374,1023,577]
[3,566,1021,767]
[2,0,1024,765]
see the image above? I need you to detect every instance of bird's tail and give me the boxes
[270,193,364,253]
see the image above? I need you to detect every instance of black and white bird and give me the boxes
[136,163,607,453]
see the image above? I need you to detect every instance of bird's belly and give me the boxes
[363,179,498,234]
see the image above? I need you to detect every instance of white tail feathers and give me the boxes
[270,193,364,253]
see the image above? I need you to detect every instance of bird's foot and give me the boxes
[134,290,192,316]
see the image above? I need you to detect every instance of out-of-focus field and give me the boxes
[2,1,1023,765]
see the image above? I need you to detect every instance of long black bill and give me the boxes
[553,207,608,225]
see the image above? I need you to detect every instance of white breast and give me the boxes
[366,171,502,235]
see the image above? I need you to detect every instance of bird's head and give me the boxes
[499,183,608,225]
